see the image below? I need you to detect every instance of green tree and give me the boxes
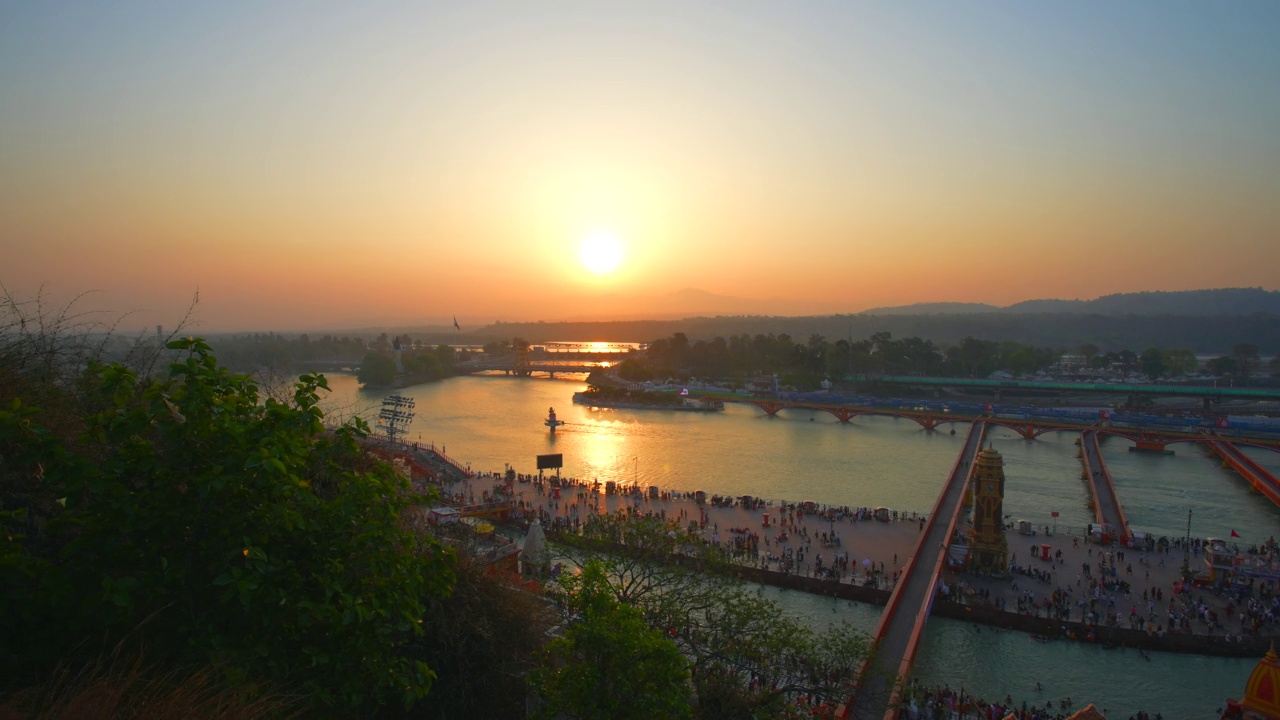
[1207,355,1237,378]
[564,517,871,717]
[358,350,398,386]
[533,560,691,720]
[1139,347,1166,380]
[1233,343,1261,384]
[1161,348,1198,377]
[1,339,452,712]
[616,358,653,381]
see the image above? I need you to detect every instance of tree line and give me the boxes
[623,332,1278,391]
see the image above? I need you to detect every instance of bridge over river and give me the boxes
[846,421,988,719]
[1079,430,1132,544]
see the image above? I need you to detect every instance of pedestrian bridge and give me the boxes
[1206,439,1280,506]
[846,421,988,719]
[1079,430,1131,544]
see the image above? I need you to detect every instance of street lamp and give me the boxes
[1182,509,1193,580]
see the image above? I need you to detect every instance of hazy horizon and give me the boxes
[4,2,1279,332]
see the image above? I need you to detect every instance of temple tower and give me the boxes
[967,445,1008,576]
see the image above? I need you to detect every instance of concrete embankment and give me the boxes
[547,531,1276,659]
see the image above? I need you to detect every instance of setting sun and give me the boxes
[578,232,624,275]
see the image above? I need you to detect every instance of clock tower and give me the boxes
[967,445,1009,576]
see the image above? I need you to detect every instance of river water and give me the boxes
[321,372,1278,719]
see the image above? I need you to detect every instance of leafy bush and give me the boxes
[1,339,453,712]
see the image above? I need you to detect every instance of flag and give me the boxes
[453,316,460,331]
[1232,529,1241,538]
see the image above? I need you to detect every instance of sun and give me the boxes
[578,232,624,275]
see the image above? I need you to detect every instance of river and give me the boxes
[321,372,1278,719]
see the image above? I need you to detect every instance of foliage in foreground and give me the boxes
[533,560,693,720]
[0,646,300,720]
[401,528,553,720]
[557,516,874,719]
[1,338,453,713]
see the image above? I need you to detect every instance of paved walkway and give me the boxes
[437,461,1279,656]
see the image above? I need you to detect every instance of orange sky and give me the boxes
[2,3,1278,331]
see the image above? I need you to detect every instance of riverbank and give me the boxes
[543,528,1275,659]
[571,391,724,412]
[440,468,1280,661]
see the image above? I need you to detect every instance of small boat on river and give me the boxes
[545,407,565,432]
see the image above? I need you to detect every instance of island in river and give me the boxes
[572,388,724,412]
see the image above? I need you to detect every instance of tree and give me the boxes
[1161,348,1198,377]
[563,517,872,717]
[1233,343,1261,384]
[615,358,653,381]
[1139,347,1165,380]
[409,526,551,719]
[533,560,692,720]
[358,350,397,386]
[1,339,453,712]
[1207,355,1237,379]
[1078,343,1099,364]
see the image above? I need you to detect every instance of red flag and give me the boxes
[1232,529,1241,538]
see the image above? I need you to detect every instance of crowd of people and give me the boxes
[421,464,1270,719]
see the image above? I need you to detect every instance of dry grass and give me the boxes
[0,647,301,720]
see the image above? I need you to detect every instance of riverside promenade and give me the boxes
[438,465,1280,658]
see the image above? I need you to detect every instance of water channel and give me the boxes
[321,372,1279,718]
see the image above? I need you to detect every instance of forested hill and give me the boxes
[860,288,1280,317]
[472,312,1280,355]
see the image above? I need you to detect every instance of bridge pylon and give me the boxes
[1133,431,1169,453]
[513,339,531,377]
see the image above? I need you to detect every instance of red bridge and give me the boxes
[724,398,1280,508]
[724,397,1110,438]
[1079,430,1132,544]
[844,421,988,719]
[1205,439,1280,506]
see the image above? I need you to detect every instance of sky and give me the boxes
[2,2,1279,332]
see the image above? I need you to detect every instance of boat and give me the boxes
[545,407,565,432]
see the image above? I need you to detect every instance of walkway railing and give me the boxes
[848,421,987,720]
[1208,440,1280,507]
[1079,431,1130,543]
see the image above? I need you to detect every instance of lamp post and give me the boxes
[1182,508,1193,580]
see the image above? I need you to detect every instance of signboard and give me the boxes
[1051,511,1060,518]
[536,453,563,470]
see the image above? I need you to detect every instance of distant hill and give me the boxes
[469,311,1280,355]
[857,302,1000,315]
[862,288,1280,316]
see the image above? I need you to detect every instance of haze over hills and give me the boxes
[288,288,1280,356]
[308,288,1280,334]
[859,288,1280,317]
